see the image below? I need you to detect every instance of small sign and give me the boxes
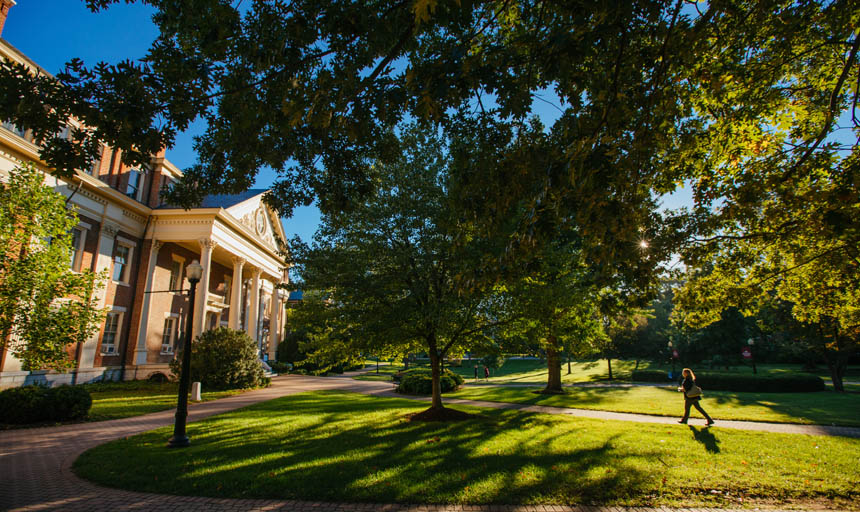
[672,349,679,359]
[742,347,752,359]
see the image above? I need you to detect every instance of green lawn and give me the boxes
[84,381,246,422]
[73,390,860,509]
[449,385,860,427]
[353,358,859,386]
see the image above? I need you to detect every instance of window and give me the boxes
[69,228,83,271]
[2,120,26,138]
[161,316,177,353]
[126,169,141,199]
[112,243,131,283]
[102,312,121,355]
[169,259,183,291]
[224,278,231,305]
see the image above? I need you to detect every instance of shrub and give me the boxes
[395,369,464,395]
[269,361,293,374]
[0,385,92,424]
[631,370,826,393]
[170,327,269,390]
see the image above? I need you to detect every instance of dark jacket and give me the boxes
[682,376,700,400]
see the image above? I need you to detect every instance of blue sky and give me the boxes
[2,0,322,242]
[2,0,693,245]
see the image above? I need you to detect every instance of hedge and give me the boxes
[631,370,826,393]
[395,369,465,395]
[0,385,92,424]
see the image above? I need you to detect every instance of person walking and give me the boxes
[677,368,714,426]
[483,365,490,381]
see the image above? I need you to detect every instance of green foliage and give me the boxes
[169,327,268,390]
[268,361,292,374]
[631,370,825,393]
[291,124,508,409]
[276,327,305,364]
[479,353,504,371]
[0,384,92,424]
[395,369,464,395]
[0,164,105,370]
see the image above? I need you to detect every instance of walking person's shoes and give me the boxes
[677,420,687,424]
[706,420,715,426]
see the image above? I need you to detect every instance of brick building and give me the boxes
[0,7,288,388]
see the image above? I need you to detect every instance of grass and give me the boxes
[84,381,246,422]
[448,385,860,427]
[73,390,860,509]
[353,359,860,387]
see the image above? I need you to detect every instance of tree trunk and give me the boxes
[543,338,563,393]
[567,353,571,375]
[606,357,613,381]
[634,359,640,371]
[428,349,444,409]
[826,357,847,393]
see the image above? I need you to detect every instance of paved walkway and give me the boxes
[1,372,857,512]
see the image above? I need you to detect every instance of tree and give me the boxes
[675,220,860,391]
[1,0,716,280]
[0,164,104,370]
[505,238,603,393]
[289,124,505,418]
[669,2,859,391]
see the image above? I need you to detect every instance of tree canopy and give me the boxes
[290,124,506,414]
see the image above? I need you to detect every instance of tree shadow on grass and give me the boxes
[688,425,720,453]
[74,392,660,505]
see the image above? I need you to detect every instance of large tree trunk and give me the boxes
[428,348,444,410]
[567,353,571,375]
[826,355,847,392]
[543,338,563,394]
[606,357,613,381]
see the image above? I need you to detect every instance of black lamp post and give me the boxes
[168,259,203,448]
[668,341,675,377]
[747,338,757,374]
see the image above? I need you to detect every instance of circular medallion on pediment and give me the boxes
[255,208,267,236]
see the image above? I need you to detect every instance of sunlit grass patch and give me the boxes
[86,381,246,421]
[449,385,860,427]
[73,390,860,509]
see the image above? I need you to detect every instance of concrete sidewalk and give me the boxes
[1,372,856,512]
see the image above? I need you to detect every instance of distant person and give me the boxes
[483,365,490,380]
[474,364,479,381]
[677,368,714,426]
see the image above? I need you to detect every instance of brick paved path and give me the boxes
[1,372,857,511]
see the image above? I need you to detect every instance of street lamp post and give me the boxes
[168,259,203,448]
[747,338,757,375]
[668,341,675,377]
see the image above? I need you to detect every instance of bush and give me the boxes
[0,385,92,424]
[631,370,826,392]
[269,361,293,374]
[395,369,464,395]
[170,327,269,390]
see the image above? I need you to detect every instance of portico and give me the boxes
[127,191,288,379]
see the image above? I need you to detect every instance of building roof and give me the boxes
[157,189,267,210]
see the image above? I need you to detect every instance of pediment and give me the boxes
[226,194,286,251]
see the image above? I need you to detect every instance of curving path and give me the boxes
[1,371,857,512]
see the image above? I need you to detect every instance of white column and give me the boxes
[78,222,118,369]
[247,268,261,341]
[192,238,216,338]
[228,257,245,329]
[268,288,280,361]
[133,239,163,365]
